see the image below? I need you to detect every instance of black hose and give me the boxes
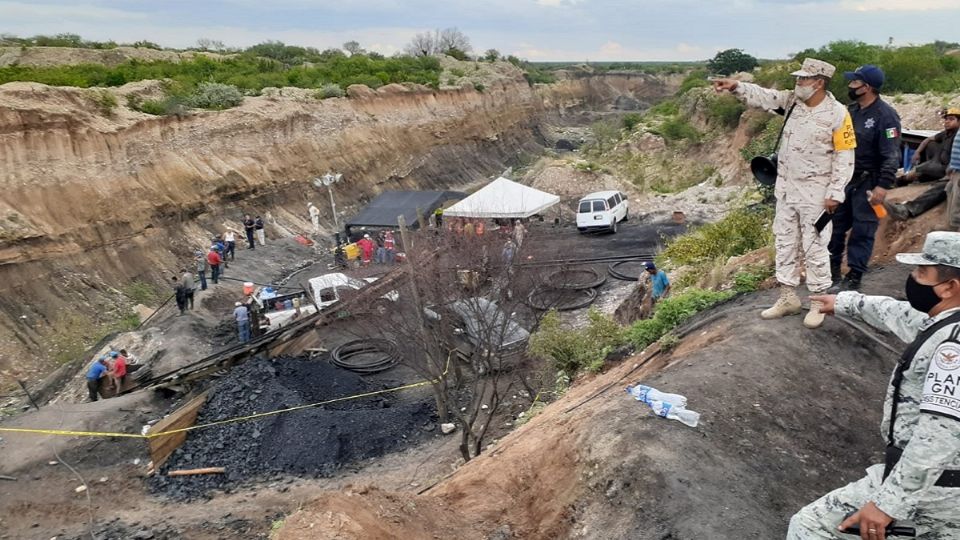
[526,286,598,311]
[516,253,656,268]
[137,293,176,329]
[546,267,607,290]
[608,260,646,282]
[331,339,401,374]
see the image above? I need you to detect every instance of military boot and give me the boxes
[761,286,802,319]
[840,270,862,291]
[803,299,826,329]
[884,201,911,221]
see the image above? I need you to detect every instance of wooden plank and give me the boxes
[148,391,208,470]
[167,467,225,477]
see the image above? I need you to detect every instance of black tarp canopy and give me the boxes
[345,190,465,232]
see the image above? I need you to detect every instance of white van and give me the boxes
[576,191,628,233]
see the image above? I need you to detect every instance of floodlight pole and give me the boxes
[321,172,341,231]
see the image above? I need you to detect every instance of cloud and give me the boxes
[840,0,959,10]
[0,1,148,21]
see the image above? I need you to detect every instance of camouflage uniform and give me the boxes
[788,232,960,538]
[734,60,856,294]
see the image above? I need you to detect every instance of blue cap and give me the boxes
[110,351,119,358]
[844,65,884,90]
[644,261,656,270]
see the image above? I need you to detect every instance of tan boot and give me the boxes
[761,286,802,319]
[803,299,826,329]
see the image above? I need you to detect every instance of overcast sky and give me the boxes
[2,0,958,61]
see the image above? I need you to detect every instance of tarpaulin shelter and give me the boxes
[345,190,464,236]
[442,177,559,219]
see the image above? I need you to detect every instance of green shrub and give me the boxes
[678,69,710,94]
[646,98,679,117]
[733,265,775,293]
[528,308,626,378]
[187,82,243,110]
[449,68,466,78]
[528,310,596,378]
[740,115,783,162]
[446,78,456,86]
[122,280,162,306]
[621,113,643,131]
[316,83,345,98]
[626,288,733,350]
[473,82,485,92]
[706,94,745,128]
[0,53,442,92]
[85,89,117,115]
[657,116,701,143]
[659,206,774,268]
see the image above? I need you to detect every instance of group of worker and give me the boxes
[85,349,133,402]
[885,108,960,228]
[354,230,397,266]
[716,60,960,539]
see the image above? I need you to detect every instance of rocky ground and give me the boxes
[150,356,436,501]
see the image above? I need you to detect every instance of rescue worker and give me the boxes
[714,58,856,329]
[886,108,960,222]
[947,122,960,231]
[789,231,960,539]
[308,202,320,234]
[828,65,902,292]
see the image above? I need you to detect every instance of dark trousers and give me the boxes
[186,290,194,310]
[829,181,879,275]
[905,180,948,217]
[246,230,255,249]
[225,241,236,260]
[198,270,207,290]
[211,264,220,283]
[86,378,101,402]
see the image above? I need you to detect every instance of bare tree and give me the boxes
[196,38,226,52]
[404,28,472,58]
[405,32,437,57]
[342,40,364,56]
[437,28,472,54]
[483,49,501,62]
[348,222,556,462]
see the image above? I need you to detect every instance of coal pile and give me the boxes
[150,355,436,500]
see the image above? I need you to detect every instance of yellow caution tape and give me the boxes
[0,355,451,440]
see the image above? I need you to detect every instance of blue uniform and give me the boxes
[829,98,902,276]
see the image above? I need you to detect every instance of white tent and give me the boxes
[442,177,560,219]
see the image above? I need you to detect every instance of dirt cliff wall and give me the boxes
[0,69,676,383]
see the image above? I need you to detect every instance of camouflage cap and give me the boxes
[895,231,960,268]
[791,58,836,78]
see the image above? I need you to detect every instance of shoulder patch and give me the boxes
[885,127,900,139]
[834,111,857,151]
[920,341,960,421]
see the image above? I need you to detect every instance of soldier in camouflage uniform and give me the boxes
[790,231,960,539]
[714,59,856,329]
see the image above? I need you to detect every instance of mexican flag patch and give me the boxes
[885,127,900,139]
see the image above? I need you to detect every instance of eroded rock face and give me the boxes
[0,70,677,380]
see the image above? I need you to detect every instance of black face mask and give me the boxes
[848,87,863,102]
[905,274,946,313]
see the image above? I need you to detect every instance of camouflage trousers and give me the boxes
[774,200,833,293]
[787,464,960,539]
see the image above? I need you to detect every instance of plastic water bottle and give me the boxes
[648,400,700,428]
[626,385,688,408]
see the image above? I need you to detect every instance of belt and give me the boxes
[885,445,960,487]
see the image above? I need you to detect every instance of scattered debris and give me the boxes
[149,356,434,500]
[441,423,456,434]
[74,485,87,494]
[0,474,17,481]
